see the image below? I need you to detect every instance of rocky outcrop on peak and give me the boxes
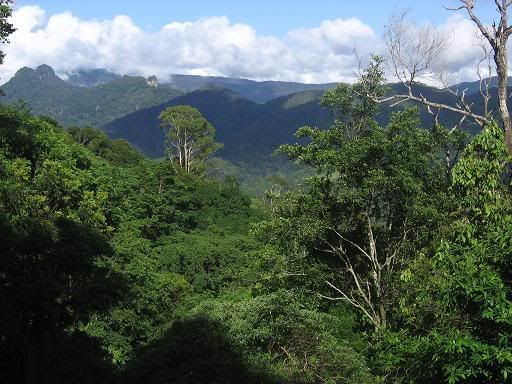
[147,75,159,88]
[35,64,58,81]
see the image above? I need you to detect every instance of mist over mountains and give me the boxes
[66,67,338,103]
[0,64,502,164]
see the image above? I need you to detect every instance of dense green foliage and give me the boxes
[0,103,374,383]
[122,291,373,384]
[0,105,120,383]
[257,58,512,384]
[376,123,512,383]
[67,126,144,166]
[263,106,453,324]
[3,48,512,383]
[256,59,455,332]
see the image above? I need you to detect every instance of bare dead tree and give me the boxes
[474,33,495,120]
[375,2,512,154]
[437,32,495,131]
[378,10,489,128]
[384,10,447,87]
[449,0,512,152]
[264,184,282,212]
[320,216,409,331]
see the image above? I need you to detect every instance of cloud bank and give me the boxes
[0,5,494,84]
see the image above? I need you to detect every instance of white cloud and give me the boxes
[434,14,491,83]
[0,5,378,84]
[10,5,45,31]
[0,5,503,85]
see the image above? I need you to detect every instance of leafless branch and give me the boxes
[375,7,496,131]
[320,217,410,331]
[443,0,512,153]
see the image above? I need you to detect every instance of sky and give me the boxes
[1,0,502,84]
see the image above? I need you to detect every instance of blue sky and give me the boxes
[2,1,500,83]
[14,0,497,36]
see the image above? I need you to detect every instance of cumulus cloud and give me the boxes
[0,5,503,85]
[0,5,379,83]
[434,14,492,83]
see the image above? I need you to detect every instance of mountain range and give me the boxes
[0,64,502,165]
[104,88,332,163]
[166,73,337,103]
[0,65,182,127]
[61,67,338,103]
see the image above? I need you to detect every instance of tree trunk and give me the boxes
[378,303,387,331]
[495,42,512,154]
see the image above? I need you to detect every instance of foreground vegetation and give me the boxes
[2,55,512,384]
[2,0,512,380]
[0,103,374,383]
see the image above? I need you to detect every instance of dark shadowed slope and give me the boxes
[103,89,332,163]
[104,88,265,160]
[103,83,489,165]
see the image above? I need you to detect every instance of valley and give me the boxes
[3,1,512,382]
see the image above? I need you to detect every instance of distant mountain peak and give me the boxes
[14,66,36,77]
[35,64,57,81]
[8,65,65,86]
[147,75,159,88]
[67,68,121,88]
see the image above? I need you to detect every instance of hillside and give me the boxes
[167,73,337,103]
[104,82,489,164]
[104,88,332,163]
[0,64,500,166]
[0,65,182,127]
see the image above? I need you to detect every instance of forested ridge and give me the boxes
[3,1,512,383]
[2,63,503,165]
[1,65,183,128]
[3,62,512,383]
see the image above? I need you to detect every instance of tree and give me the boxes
[0,0,14,68]
[282,110,451,331]
[377,123,512,383]
[0,105,121,383]
[159,105,222,174]
[374,1,512,153]
[257,62,452,332]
